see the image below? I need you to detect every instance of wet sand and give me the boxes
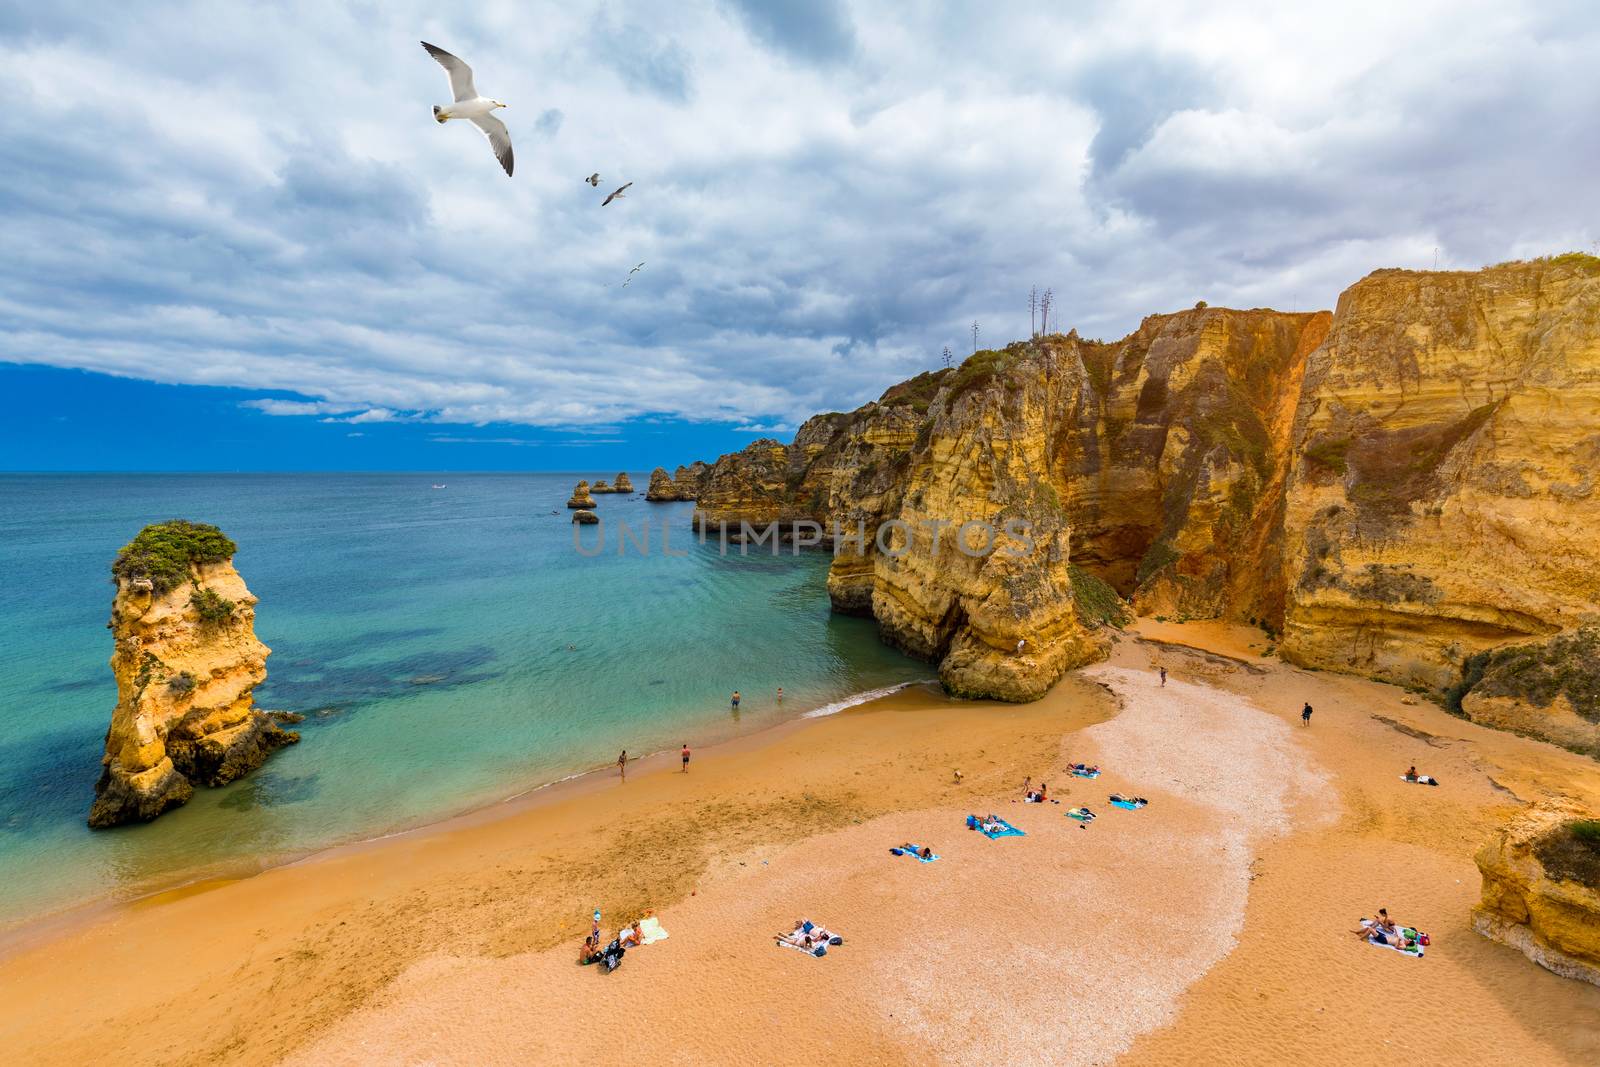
[2,622,1599,1065]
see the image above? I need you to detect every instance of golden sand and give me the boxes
[2,622,1598,1065]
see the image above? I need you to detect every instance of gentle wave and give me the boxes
[801,680,932,718]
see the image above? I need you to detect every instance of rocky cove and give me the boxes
[677,257,1600,747]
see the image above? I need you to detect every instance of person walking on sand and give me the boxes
[618,749,628,780]
[681,743,691,773]
[1159,666,1167,687]
[1301,702,1313,727]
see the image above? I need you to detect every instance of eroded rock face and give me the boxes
[567,480,597,508]
[1281,261,1600,702]
[591,479,613,493]
[671,258,1600,721]
[571,509,599,524]
[90,530,297,828]
[613,472,634,493]
[1473,802,1600,985]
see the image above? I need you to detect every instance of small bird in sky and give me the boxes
[629,262,644,275]
[585,173,601,187]
[421,41,513,177]
[601,181,633,206]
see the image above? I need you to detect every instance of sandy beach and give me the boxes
[3,622,1599,1065]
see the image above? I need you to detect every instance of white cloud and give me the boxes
[1,0,1596,435]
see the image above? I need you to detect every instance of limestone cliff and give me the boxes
[1473,802,1600,985]
[677,256,1600,729]
[90,521,298,828]
[613,472,634,493]
[1280,258,1600,729]
[591,479,613,493]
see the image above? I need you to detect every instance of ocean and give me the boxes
[0,473,928,928]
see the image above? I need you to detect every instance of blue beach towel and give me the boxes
[890,844,941,863]
[1070,768,1101,779]
[966,815,1025,839]
[1065,807,1096,822]
[1109,799,1144,811]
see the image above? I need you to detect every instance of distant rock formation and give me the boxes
[674,256,1600,736]
[571,509,599,524]
[1474,801,1600,985]
[567,480,596,508]
[591,479,613,493]
[645,462,710,501]
[613,472,634,493]
[90,521,298,828]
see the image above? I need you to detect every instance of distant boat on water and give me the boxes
[431,483,447,489]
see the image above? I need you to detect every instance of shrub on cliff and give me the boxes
[1451,628,1600,722]
[1070,565,1130,628]
[113,520,237,595]
[190,587,237,626]
[1534,819,1600,889]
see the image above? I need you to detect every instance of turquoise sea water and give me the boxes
[0,473,927,928]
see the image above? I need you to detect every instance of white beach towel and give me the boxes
[638,916,669,945]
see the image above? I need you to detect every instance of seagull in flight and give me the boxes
[601,181,632,206]
[629,262,645,275]
[585,173,601,187]
[421,41,513,177]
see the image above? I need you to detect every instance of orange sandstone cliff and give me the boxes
[681,257,1600,748]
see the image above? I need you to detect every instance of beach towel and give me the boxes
[1357,919,1426,957]
[1065,807,1096,821]
[637,916,669,944]
[890,844,941,863]
[1399,775,1440,786]
[967,815,1024,838]
[1109,798,1146,811]
[778,938,829,957]
[1070,768,1101,779]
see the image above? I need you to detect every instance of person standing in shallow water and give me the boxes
[1301,702,1313,726]
[681,743,690,773]
[775,687,782,702]
[731,691,741,710]
[618,749,628,780]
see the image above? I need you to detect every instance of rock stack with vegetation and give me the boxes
[566,480,596,508]
[645,462,710,501]
[1474,801,1600,985]
[90,521,298,828]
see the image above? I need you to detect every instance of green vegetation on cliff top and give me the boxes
[1535,819,1600,889]
[112,520,237,595]
[1069,564,1130,628]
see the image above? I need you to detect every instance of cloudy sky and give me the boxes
[2,0,1597,469]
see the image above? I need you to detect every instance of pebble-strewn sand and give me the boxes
[4,624,1600,1065]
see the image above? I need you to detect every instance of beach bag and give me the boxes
[1419,932,1431,946]
[813,944,827,957]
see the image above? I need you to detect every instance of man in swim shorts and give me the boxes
[682,743,691,772]
[1301,702,1313,726]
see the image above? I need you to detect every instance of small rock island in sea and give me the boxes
[566,480,596,508]
[89,520,298,828]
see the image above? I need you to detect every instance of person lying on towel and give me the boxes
[1070,763,1099,775]
[777,919,842,950]
[896,842,934,860]
[1352,909,1413,949]
[1109,793,1149,806]
[1024,782,1049,803]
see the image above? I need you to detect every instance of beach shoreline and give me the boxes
[3,622,1599,1065]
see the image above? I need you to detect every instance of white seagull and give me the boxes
[601,181,632,206]
[421,41,513,177]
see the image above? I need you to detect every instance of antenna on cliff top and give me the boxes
[1433,246,1439,270]
[972,321,980,353]
[1029,287,1038,337]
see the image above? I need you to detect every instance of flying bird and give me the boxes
[601,181,632,206]
[421,41,513,177]
[629,262,644,275]
[585,173,601,187]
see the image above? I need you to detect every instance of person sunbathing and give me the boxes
[619,920,643,948]
[1404,765,1419,781]
[980,814,1007,834]
[1353,909,1399,944]
[1109,793,1148,806]
[580,933,602,964]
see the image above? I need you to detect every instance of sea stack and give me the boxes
[591,479,613,493]
[1473,802,1600,986]
[89,520,298,828]
[567,480,596,508]
[571,509,599,524]
[613,471,634,493]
